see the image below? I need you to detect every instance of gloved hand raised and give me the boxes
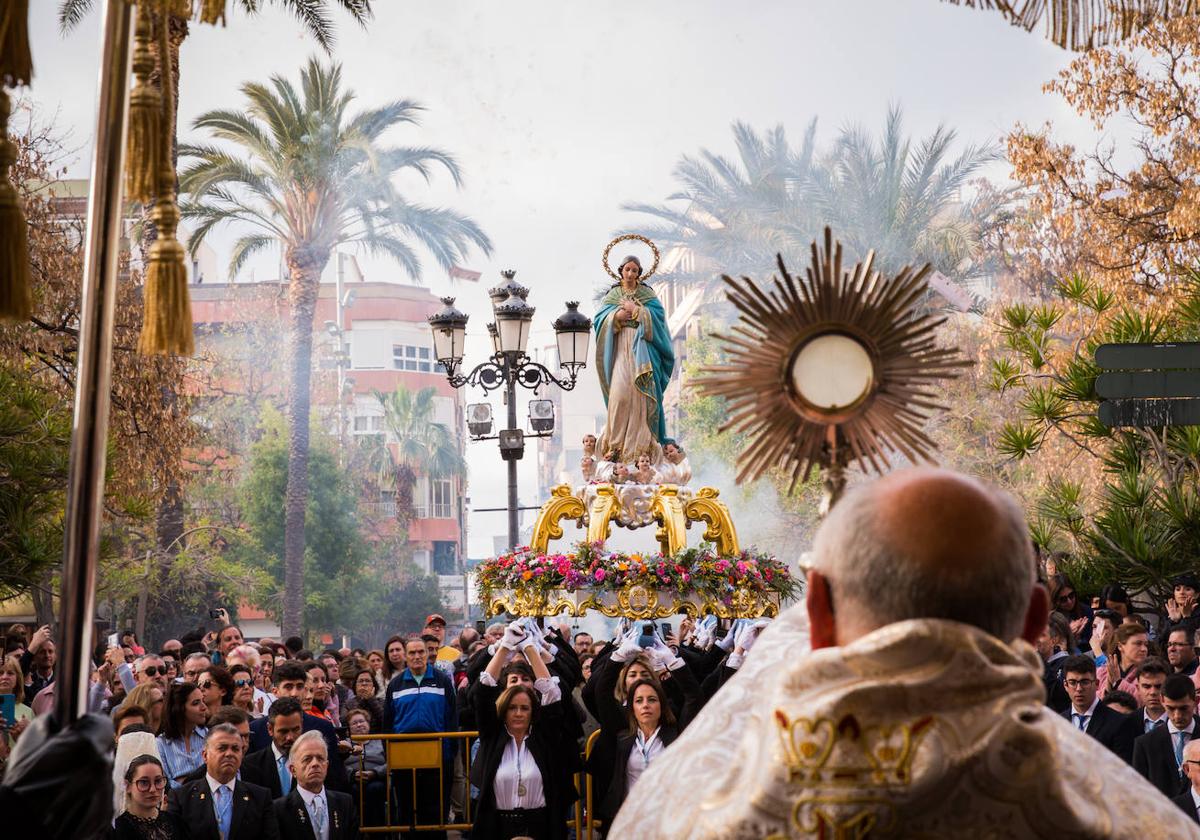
[648,633,683,672]
[716,619,745,653]
[612,626,644,663]
[501,620,527,651]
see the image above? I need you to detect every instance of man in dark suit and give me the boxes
[273,730,358,840]
[167,722,280,840]
[249,661,349,792]
[1059,655,1140,763]
[243,697,305,797]
[1133,673,1198,799]
[1173,739,1200,824]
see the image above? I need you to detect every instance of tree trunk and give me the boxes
[31,570,55,628]
[281,245,330,638]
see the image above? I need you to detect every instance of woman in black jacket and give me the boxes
[470,622,578,840]
[600,677,679,825]
[583,628,701,824]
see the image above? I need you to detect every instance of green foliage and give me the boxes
[998,271,1200,604]
[236,405,371,634]
[0,364,71,599]
[626,107,1009,302]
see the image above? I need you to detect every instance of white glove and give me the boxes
[717,619,744,652]
[501,620,527,651]
[611,627,643,663]
[692,616,717,650]
[649,635,683,671]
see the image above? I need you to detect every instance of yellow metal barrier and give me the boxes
[352,729,601,835]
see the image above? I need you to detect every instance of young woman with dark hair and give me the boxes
[107,753,186,839]
[600,677,679,825]
[156,682,208,786]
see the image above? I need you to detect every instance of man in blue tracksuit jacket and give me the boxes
[383,635,457,838]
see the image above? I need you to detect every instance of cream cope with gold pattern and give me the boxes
[610,606,1200,839]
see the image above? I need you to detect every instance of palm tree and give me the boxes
[59,1,371,51]
[622,120,819,285]
[807,106,1007,292]
[370,386,466,534]
[179,59,491,636]
[58,0,372,562]
[628,108,1009,304]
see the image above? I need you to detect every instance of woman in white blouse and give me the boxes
[600,677,678,825]
[470,621,578,840]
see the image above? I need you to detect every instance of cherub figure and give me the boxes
[633,453,656,485]
[594,449,618,482]
[582,434,597,459]
[657,439,693,485]
[612,462,631,485]
[581,455,596,482]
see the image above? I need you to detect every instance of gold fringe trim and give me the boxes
[198,0,227,26]
[941,0,1200,50]
[0,90,30,322]
[125,1,160,204]
[138,0,193,356]
[0,0,32,88]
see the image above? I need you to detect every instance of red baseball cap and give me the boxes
[424,614,446,626]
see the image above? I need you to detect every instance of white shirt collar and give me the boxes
[1168,718,1196,737]
[205,773,234,797]
[635,726,661,748]
[1191,786,1200,809]
[1146,707,1165,723]
[1072,695,1101,719]
[271,742,287,764]
[297,785,326,809]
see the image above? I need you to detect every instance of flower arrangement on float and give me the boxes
[476,541,799,619]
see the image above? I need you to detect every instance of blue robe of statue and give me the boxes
[594,283,675,461]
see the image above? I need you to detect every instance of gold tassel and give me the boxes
[0,91,31,322]
[0,0,32,321]
[0,0,33,88]
[139,0,193,356]
[125,1,160,205]
[198,0,227,26]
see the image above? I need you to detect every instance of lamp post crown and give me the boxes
[489,269,529,304]
[427,296,468,329]
[553,301,590,332]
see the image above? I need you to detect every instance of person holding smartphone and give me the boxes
[0,655,33,761]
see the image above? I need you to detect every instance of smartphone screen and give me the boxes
[0,694,15,726]
[661,622,673,638]
[475,620,486,635]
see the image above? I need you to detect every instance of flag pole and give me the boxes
[55,0,134,726]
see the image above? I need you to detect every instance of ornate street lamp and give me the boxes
[429,296,469,373]
[429,269,590,548]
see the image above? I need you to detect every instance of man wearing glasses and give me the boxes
[1060,654,1139,762]
[1168,625,1200,678]
[1174,739,1200,824]
[134,654,169,690]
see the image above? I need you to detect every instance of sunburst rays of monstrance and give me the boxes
[694,227,970,509]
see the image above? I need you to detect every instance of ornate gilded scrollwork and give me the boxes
[586,484,621,545]
[649,485,688,555]
[589,585,700,620]
[684,487,741,556]
[530,484,587,555]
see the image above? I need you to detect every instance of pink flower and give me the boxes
[594,569,607,582]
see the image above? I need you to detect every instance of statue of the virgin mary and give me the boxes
[594,253,675,463]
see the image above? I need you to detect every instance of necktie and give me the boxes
[311,795,327,839]
[215,785,232,840]
[1074,714,1089,732]
[278,754,292,792]
[1175,731,1188,766]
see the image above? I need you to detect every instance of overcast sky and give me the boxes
[26,1,1110,557]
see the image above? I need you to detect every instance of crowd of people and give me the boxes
[0,603,773,838]
[1038,570,1200,812]
[6,490,1200,835]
